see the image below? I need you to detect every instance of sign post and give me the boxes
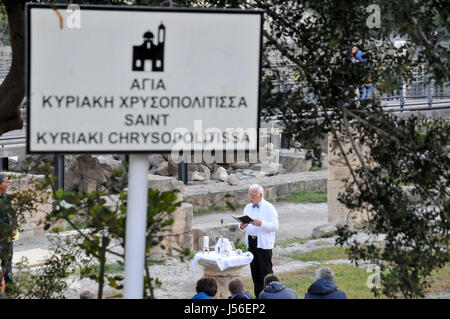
[26,4,262,298]
[124,154,148,298]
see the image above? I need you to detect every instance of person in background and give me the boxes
[192,276,217,299]
[352,44,373,100]
[228,278,253,299]
[258,273,298,299]
[0,174,15,292]
[305,267,347,299]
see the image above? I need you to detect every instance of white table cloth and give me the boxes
[192,251,254,271]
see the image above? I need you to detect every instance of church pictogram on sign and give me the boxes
[132,23,165,72]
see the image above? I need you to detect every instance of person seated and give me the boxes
[305,267,347,299]
[192,276,217,299]
[228,278,253,299]
[258,274,297,299]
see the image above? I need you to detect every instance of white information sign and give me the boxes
[26,4,262,153]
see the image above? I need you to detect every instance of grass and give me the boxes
[242,242,450,299]
[275,237,313,248]
[242,263,384,299]
[290,246,349,262]
[424,264,450,296]
[276,190,327,203]
[88,263,124,276]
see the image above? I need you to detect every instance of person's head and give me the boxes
[196,276,217,297]
[228,278,245,295]
[248,184,263,205]
[316,267,335,280]
[263,274,279,288]
[351,46,359,56]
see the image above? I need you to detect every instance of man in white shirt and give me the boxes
[240,184,279,298]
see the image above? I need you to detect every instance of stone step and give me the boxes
[183,170,327,211]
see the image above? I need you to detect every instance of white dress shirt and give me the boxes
[240,198,279,249]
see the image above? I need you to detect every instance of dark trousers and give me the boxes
[248,236,272,298]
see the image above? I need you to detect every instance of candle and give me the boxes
[203,236,209,249]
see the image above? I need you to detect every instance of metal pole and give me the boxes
[54,155,65,190]
[399,84,405,110]
[124,154,148,299]
[427,83,432,107]
[0,158,8,171]
[178,159,188,184]
[281,133,290,149]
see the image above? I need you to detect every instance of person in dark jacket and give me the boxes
[192,276,217,299]
[258,274,297,299]
[228,278,253,299]
[305,267,347,299]
[0,174,15,288]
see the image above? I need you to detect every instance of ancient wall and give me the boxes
[327,131,371,226]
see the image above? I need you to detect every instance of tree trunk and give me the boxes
[0,0,26,136]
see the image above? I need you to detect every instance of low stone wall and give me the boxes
[184,171,327,211]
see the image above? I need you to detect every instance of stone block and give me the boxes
[227,174,239,186]
[199,164,211,181]
[328,166,351,182]
[161,203,193,236]
[312,223,337,238]
[156,162,169,176]
[231,161,250,170]
[147,174,184,201]
[148,154,165,168]
[191,171,206,181]
[213,167,228,182]
[252,162,283,175]
[279,154,312,173]
[151,203,193,257]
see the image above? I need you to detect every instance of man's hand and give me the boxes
[250,219,262,227]
[240,223,248,230]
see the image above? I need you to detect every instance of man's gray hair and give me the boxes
[248,184,264,195]
[316,267,335,280]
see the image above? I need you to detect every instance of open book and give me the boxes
[232,214,254,224]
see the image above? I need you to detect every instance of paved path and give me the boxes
[194,202,328,240]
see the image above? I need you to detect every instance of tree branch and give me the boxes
[0,0,26,136]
